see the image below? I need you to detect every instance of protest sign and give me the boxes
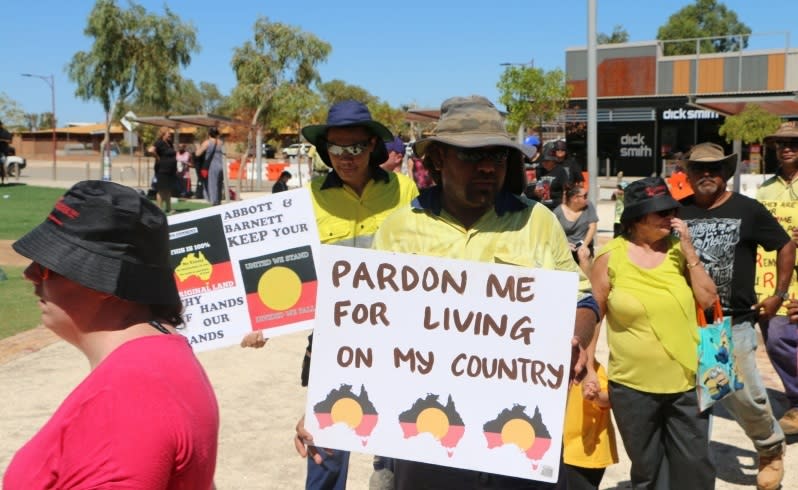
[305,245,578,483]
[755,200,798,314]
[167,188,320,351]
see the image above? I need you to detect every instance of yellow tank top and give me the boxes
[598,236,699,393]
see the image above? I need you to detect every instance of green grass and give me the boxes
[0,266,43,337]
[0,184,210,340]
[0,184,210,240]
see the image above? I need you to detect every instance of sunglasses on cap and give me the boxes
[451,146,510,164]
[325,140,370,156]
[689,161,724,175]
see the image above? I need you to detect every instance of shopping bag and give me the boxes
[696,300,744,412]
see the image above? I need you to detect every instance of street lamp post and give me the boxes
[22,73,57,181]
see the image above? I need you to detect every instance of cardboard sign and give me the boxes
[755,200,798,314]
[167,189,320,351]
[305,245,578,483]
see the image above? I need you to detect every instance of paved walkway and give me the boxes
[1,159,796,488]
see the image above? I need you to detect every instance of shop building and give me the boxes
[564,38,798,176]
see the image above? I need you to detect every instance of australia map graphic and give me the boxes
[314,384,378,446]
[483,404,552,469]
[398,393,465,457]
[169,214,235,294]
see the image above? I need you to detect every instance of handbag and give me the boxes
[695,300,744,412]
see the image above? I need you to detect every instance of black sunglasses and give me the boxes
[774,140,798,151]
[655,208,677,217]
[451,146,510,164]
[688,162,724,175]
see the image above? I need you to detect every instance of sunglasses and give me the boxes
[654,208,677,217]
[775,140,798,151]
[452,147,510,164]
[688,161,724,175]
[326,140,370,156]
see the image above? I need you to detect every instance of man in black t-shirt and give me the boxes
[529,146,571,209]
[679,142,794,490]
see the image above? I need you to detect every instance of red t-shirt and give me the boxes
[4,335,219,489]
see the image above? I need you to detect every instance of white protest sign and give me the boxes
[305,245,577,483]
[167,188,320,351]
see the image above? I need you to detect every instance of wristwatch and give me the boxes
[774,290,790,301]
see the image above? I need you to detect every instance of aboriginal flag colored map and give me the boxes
[398,394,466,457]
[484,404,552,469]
[239,245,317,330]
[170,215,235,294]
[314,384,379,446]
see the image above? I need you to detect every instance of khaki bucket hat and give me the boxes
[764,121,798,145]
[687,142,737,180]
[412,96,535,159]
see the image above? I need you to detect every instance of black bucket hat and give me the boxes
[301,100,392,168]
[13,180,180,305]
[621,176,681,223]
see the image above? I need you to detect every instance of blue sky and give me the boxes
[2,0,794,124]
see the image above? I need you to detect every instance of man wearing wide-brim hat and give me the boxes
[680,141,795,490]
[370,95,600,489]
[256,100,418,490]
[756,121,798,440]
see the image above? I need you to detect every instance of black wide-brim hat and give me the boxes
[13,180,180,305]
[301,100,393,168]
[620,176,681,223]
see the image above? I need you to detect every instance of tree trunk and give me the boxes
[236,105,262,195]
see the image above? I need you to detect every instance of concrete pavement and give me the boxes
[1,158,796,488]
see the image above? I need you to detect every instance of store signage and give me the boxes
[662,108,720,120]
[619,133,653,158]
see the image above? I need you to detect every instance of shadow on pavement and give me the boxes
[711,440,757,487]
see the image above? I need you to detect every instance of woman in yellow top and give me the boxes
[590,176,717,489]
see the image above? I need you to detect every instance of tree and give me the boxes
[199,82,226,114]
[230,17,331,189]
[657,0,751,56]
[0,92,26,130]
[67,0,198,178]
[597,25,629,44]
[497,66,571,135]
[718,103,782,164]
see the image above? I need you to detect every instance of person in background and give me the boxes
[176,143,193,198]
[591,176,718,489]
[561,358,618,490]
[0,120,11,185]
[272,170,292,193]
[553,140,585,187]
[611,180,628,238]
[381,136,405,173]
[195,127,225,206]
[243,100,418,490]
[3,180,219,489]
[150,126,178,214]
[554,184,598,273]
[680,142,794,490]
[530,146,570,210]
[341,94,599,489]
[756,121,798,437]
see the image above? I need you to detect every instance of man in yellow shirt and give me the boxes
[370,95,599,489]
[756,122,798,436]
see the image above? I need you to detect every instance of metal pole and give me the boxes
[586,0,598,203]
[21,73,57,180]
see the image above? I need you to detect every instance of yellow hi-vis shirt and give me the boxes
[756,174,798,201]
[372,188,593,300]
[310,168,418,248]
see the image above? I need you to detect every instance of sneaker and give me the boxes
[757,443,785,490]
[778,407,798,435]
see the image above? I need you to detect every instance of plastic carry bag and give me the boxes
[696,300,744,412]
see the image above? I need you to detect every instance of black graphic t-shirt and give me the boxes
[679,192,790,323]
